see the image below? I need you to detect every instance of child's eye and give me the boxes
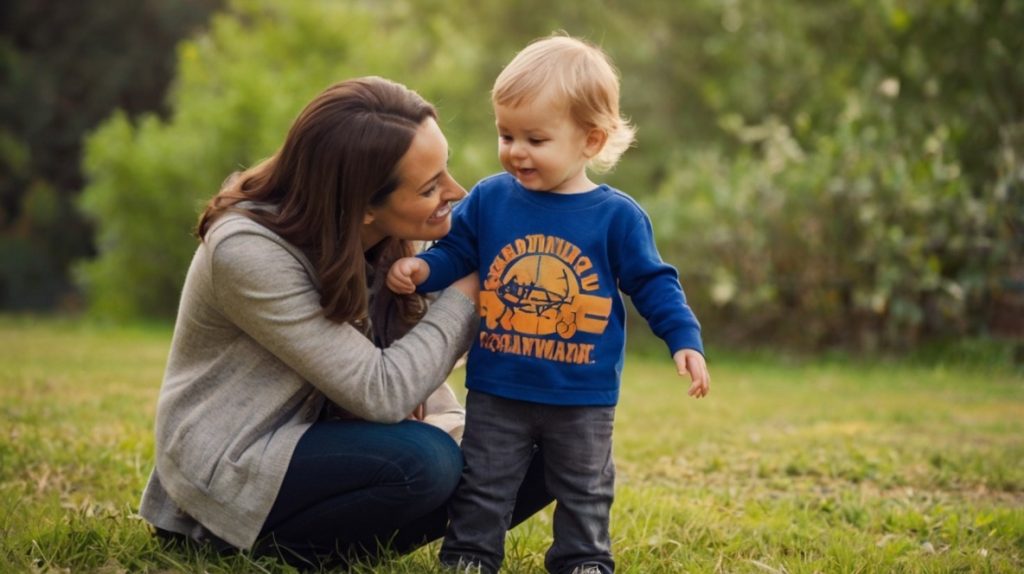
[528,138,547,145]
[499,135,513,143]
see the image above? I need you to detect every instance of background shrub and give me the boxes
[73,0,1023,349]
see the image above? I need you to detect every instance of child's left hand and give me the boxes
[673,349,710,398]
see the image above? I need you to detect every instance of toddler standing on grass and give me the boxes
[387,33,710,574]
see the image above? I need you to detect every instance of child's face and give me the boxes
[494,93,603,194]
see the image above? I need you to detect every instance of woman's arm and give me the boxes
[210,232,477,423]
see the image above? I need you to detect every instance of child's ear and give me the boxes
[583,128,608,158]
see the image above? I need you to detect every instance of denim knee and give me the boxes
[397,421,463,508]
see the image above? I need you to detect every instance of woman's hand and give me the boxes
[408,403,426,421]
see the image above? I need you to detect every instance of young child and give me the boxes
[387,34,710,574]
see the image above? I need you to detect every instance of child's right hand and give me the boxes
[387,257,430,294]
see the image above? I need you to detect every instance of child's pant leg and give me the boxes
[440,391,537,573]
[541,405,616,574]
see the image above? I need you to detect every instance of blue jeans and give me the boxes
[440,391,616,574]
[254,419,552,569]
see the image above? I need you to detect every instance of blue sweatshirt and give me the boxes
[419,172,702,406]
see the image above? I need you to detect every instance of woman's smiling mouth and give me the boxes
[428,201,453,223]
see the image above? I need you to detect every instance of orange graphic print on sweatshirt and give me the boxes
[478,234,612,365]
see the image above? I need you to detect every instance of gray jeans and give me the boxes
[440,391,616,574]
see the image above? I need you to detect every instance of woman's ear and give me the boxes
[362,209,376,225]
[584,128,608,158]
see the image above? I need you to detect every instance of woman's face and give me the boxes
[361,117,466,249]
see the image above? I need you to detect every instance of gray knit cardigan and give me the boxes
[138,213,476,549]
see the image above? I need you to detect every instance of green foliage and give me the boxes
[652,92,1015,349]
[77,0,1023,349]
[645,0,1024,348]
[78,0,488,319]
[0,0,222,310]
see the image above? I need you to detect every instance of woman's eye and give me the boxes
[421,184,439,197]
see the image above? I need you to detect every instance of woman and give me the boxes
[139,76,551,568]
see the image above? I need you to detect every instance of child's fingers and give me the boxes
[687,378,706,398]
[673,350,710,399]
[686,356,710,399]
[695,379,709,398]
[386,274,414,294]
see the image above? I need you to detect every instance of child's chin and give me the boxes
[516,177,544,191]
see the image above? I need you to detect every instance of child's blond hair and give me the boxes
[492,33,636,173]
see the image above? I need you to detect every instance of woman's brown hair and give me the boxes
[197,76,435,328]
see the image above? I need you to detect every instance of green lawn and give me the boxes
[1,316,1022,573]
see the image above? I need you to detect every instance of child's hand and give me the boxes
[387,257,430,294]
[673,349,710,398]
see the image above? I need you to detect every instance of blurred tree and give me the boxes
[77,0,640,319]
[644,0,1024,348]
[0,0,221,310]
[79,0,488,318]
[78,0,1022,349]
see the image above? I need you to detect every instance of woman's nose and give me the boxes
[441,173,467,201]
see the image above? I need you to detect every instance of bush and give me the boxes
[77,0,1023,351]
[77,0,485,319]
[652,90,1020,349]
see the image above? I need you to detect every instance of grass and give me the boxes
[1,315,1022,573]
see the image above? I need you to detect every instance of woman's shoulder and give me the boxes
[204,208,283,247]
[203,210,318,280]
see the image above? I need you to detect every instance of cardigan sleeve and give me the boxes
[209,231,476,423]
